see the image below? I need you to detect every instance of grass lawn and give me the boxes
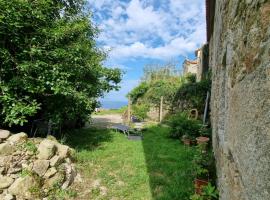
[95,107,127,115]
[66,126,196,200]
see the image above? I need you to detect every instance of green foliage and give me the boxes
[190,183,219,200]
[95,106,127,115]
[173,74,211,114]
[193,145,216,180]
[23,141,38,153]
[186,73,197,83]
[65,126,197,199]
[129,82,149,103]
[0,0,121,127]
[128,63,183,121]
[166,112,202,139]
[132,103,150,121]
[20,169,32,178]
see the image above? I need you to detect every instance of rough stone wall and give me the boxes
[0,129,79,199]
[210,1,270,200]
[183,60,199,75]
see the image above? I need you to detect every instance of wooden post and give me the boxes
[159,96,164,122]
[203,91,210,125]
[128,95,131,124]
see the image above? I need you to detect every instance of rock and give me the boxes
[56,144,70,159]
[9,174,19,179]
[7,132,27,144]
[22,163,33,171]
[0,130,11,140]
[43,167,57,178]
[0,156,12,167]
[0,143,15,156]
[8,167,21,174]
[4,194,15,200]
[62,164,76,189]
[0,167,5,175]
[37,139,56,160]
[43,172,64,189]
[8,176,39,199]
[49,155,63,167]
[0,176,14,189]
[74,173,82,183]
[33,160,50,176]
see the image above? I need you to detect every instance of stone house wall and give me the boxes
[209,1,270,199]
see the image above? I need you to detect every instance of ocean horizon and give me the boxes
[100,100,128,109]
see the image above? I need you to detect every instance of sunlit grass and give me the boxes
[66,126,196,200]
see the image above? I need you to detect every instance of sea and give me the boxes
[100,100,128,109]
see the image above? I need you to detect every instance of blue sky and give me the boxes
[87,0,206,103]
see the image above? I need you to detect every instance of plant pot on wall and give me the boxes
[181,138,191,145]
[196,136,209,145]
[194,178,209,195]
[181,135,192,146]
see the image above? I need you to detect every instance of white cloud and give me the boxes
[88,0,206,61]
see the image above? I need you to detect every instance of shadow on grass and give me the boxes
[65,128,113,151]
[142,125,196,200]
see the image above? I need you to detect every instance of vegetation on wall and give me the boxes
[0,0,121,127]
[128,63,183,120]
[172,73,211,115]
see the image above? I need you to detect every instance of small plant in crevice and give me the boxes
[190,183,219,200]
[23,141,38,154]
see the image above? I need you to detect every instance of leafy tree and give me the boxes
[0,0,121,126]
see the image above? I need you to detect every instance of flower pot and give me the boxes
[194,178,208,194]
[181,138,191,146]
[196,136,210,145]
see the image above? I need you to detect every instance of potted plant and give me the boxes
[181,134,192,145]
[193,145,213,195]
[196,125,211,145]
[190,183,219,200]
[194,167,209,194]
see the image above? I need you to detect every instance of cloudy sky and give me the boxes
[88,0,206,103]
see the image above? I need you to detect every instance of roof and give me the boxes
[184,59,198,65]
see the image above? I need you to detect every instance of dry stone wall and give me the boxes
[209,0,270,199]
[0,129,78,200]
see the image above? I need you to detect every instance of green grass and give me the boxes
[95,106,127,115]
[66,126,196,200]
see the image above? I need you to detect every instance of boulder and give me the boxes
[56,144,70,159]
[8,167,21,174]
[62,164,76,189]
[37,139,56,160]
[3,194,15,200]
[33,160,50,176]
[0,143,15,156]
[0,176,14,189]
[8,176,39,199]
[0,156,12,167]
[43,172,64,189]
[0,130,11,140]
[43,167,57,179]
[50,155,63,167]
[7,133,27,144]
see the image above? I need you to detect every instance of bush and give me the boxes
[166,112,202,139]
[0,0,121,127]
[132,104,150,121]
[173,73,211,115]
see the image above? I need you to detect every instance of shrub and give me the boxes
[166,112,202,139]
[0,0,121,127]
[132,104,150,121]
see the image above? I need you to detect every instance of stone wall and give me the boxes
[209,1,270,199]
[0,129,79,200]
